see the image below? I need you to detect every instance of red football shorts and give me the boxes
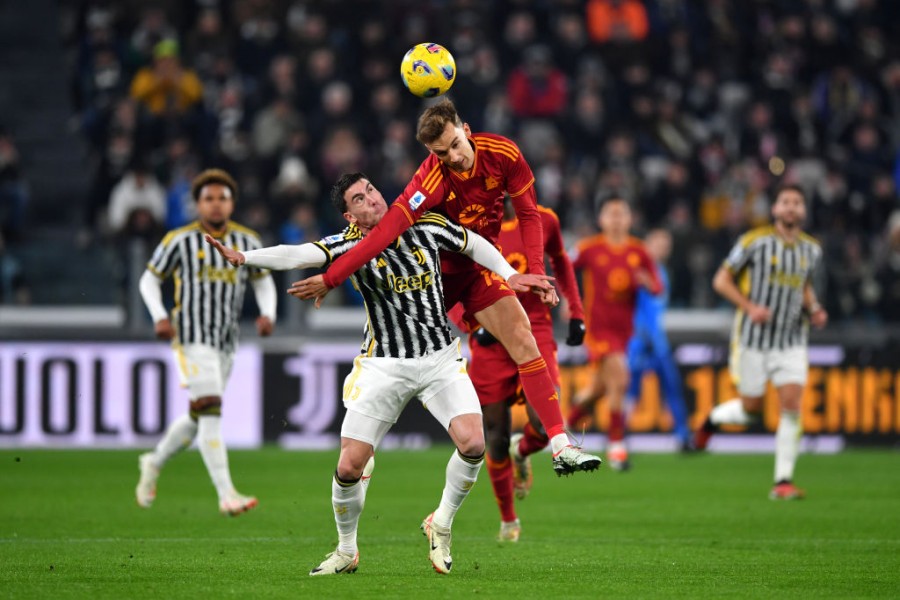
[585,329,630,362]
[467,326,559,406]
[443,268,517,332]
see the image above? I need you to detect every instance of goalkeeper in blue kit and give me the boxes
[625,229,691,450]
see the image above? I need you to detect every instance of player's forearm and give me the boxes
[138,269,169,323]
[324,205,414,287]
[509,190,546,275]
[550,253,584,320]
[243,244,327,271]
[803,283,822,313]
[462,232,518,281]
[251,275,278,322]
[712,267,753,311]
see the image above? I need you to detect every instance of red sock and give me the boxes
[609,409,626,443]
[486,455,516,522]
[519,422,549,458]
[567,402,592,430]
[517,357,565,439]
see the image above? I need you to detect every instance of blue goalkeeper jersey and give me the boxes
[633,262,669,346]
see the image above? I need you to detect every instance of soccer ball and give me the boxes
[400,43,456,98]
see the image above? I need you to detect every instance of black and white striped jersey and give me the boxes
[315,212,468,359]
[147,221,270,353]
[723,225,822,350]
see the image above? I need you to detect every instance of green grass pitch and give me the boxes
[1,447,898,598]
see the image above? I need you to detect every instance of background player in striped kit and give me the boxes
[625,228,692,451]
[135,168,277,516]
[208,172,553,575]
[567,196,662,471]
[693,185,827,500]
[290,99,601,477]
[453,199,586,543]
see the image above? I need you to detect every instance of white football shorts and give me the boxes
[729,344,808,397]
[339,339,481,448]
[173,343,234,399]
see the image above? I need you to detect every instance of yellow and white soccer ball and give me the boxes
[400,43,456,98]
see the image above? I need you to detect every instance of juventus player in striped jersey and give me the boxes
[290,99,602,478]
[135,169,277,516]
[208,172,553,576]
[693,185,828,500]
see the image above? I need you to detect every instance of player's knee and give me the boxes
[457,423,486,456]
[335,454,366,481]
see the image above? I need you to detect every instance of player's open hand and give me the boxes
[154,318,175,340]
[288,274,331,308]
[205,234,245,266]
[256,316,274,337]
[508,273,555,294]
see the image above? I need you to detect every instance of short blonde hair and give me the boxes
[191,168,238,202]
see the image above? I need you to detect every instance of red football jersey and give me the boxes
[323,133,544,287]
[498,206,584,332]
[573,234,660,341]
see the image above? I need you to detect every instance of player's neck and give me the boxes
[605,232,628,246]
[201,220,228,237]
[774,221,799,243]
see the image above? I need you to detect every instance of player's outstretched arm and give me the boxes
[205,235,328,271]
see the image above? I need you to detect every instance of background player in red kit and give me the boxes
[290,98,601,476]
[455,200,586,542]
[568,196,661,471]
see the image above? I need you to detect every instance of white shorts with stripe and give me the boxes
[729,344,808,397]
[173,343,234,399]
[340,339,481,448]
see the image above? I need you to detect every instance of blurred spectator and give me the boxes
[130,39,203,116]
[506,45,568,122]
[876,213,900,322]
[106,159,166,242]
[585,0,649,44]
[0,128,29,243]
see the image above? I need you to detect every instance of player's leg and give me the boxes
[568,361,605,430]
[464,334,522,538]
[310,417,383,576]
[419,345,485,573]
[653,350,692,450]
[769,346,808,500]
[510,401,548,501]
[136,413,197,508]
[482,400,519,540]
[603,352,631,471]
[313,356,403,576]
[186,347,256,515]
[693,345,764,450]
[474,297,568,445]
[136,345,203,508]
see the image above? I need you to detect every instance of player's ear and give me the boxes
[462,122,472,136]
[343,211,355,225]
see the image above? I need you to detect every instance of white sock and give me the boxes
[150,414,198,468]
[775,411,801,483]
[549,433,570,454]
[332,475,364,555]
[197,416,235,499]
[432,449,483,529]
[710,399,754,426]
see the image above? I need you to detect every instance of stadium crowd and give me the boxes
[49,0,900,321]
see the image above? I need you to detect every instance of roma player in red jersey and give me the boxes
[568,196,661,471]
[454,201,586,542]
[291,98,601,476]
